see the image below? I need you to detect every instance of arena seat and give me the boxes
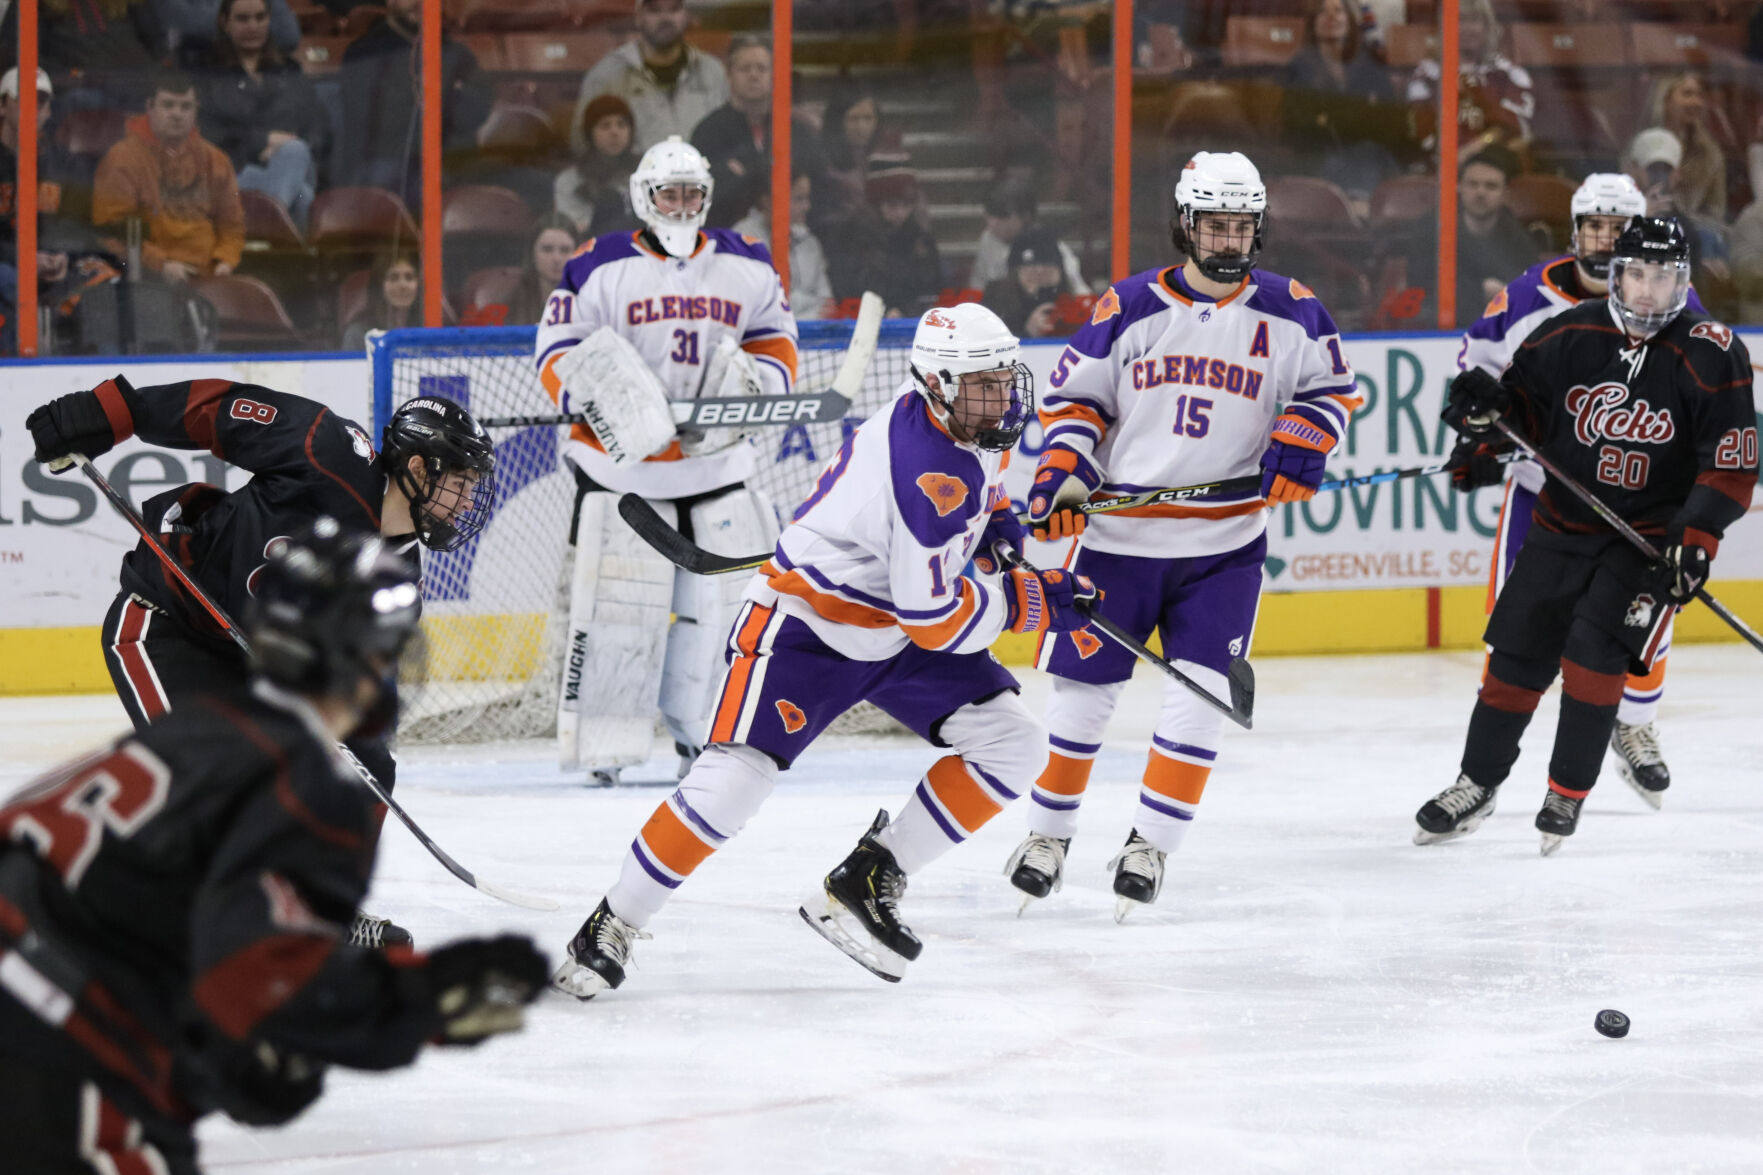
[1626,22,1745,68]
[309,187,421,251]
[498,31,619,73]
[57,107,129,159]
[1506,23,1629,68]
[461,266,524,311]
[295,36,353,74]
[239,190,305,250]
[1221,16,1305,67]
[1369,176,1437,229]
[1506,173,1576,251]
[442,186,534,237]
[193,275,305,350]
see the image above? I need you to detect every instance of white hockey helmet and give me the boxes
[1173,151,1267,282]
[630,135,713,257]
[1570,173,1647,280]
[909,303,1035,451]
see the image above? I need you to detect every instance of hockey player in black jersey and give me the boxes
[1415,217,1757,854]
[0,520,547,1175]
[26,379,495,946]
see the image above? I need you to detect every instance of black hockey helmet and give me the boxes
[380,396,496,551]
[248,518,421,724]
[1608,216,1691,337]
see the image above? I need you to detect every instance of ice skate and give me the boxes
[1106,830,1165,923]
[674,741,699,781]
[588,767,621,788]
[551,898,650,999]
[1536,789,1584,856]
[347,912,412,949]
[1609,721,1669,809]
[1004,833,1070,915]
[799,810,922,982]
[1413,774,1498,845]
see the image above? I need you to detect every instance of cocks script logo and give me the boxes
[1564,382,1676,448]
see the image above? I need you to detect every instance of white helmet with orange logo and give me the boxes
[909,304,1033,451]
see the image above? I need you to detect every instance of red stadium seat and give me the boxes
[1369,176,1437,229]
[338,268,371,332]
[193,275,304,349]
[1626,23,1745,68]
[57,108,129,158]
[1507,23,1628,68]
[1222,16,1305,67]
[462,266,524,310]
[442,185,534,237]
[296,36,353,74]
[499,31,619,73]
[1506,173,1576,250]
[477,105,557,155]
[1384,24,1438,68]
[1267,176,1359,229]
[309,187,421,251]
[342,5,386,38]
[239,190,305,250]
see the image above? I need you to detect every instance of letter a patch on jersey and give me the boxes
[775,699,807,734]
[917,473,970,517]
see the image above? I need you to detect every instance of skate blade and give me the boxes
[1015,891,1039,918]
[1539,832,1566,856]
[549,958,613,1001]
[1412,802,1496,847]
[798,894,908,983]
[1114,896,1148,924]
[1611,760,1666,810]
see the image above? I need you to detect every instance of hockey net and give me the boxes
[368,320,918,744]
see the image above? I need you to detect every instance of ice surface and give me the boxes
[3,650,1762,1173]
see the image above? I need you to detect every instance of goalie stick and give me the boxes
[56,453,561,912]
[479,389,853,431]
[992,544,1254,729]
[616,452,1520,577]
[1492,420,1763,655]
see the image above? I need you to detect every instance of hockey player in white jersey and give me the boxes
[1005,151,1362,919]
[1448,172,1704,807]
[533,135,799,783]
[551,304,1100,997]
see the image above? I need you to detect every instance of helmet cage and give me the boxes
[915,362,1036,452]
[1608,255,1691,336]
[1172,206,1265,283]
[381,397,497,552]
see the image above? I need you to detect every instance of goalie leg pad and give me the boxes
[555,325,677,465]
[558,491,675,770]
[659,487,781,752]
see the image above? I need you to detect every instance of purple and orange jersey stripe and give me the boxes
[1032,736,1100,813]
[1138,737,1215,824]
[631,789,732,889]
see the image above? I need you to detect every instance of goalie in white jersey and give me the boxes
[551,304,1101,997]
[532,135,799,783]
[1447,172,1704,808]
[1005,151,1363,919]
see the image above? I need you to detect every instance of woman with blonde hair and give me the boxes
[1643,72,1732,222]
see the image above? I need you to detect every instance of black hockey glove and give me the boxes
[26,380,129,468]
[423,934,549,1046]
[1648,538,1713,605]
[1445,436,1507,492]
[1441,368,1510,436]
[187,1036,328,1127]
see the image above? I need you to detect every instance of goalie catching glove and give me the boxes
[1004,564,1100,634]
[421,934,550,1045]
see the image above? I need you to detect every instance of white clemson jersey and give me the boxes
[533,227,799,499]
[745,388,1013,662]
[1040,266,1362,558]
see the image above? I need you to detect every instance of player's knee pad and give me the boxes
[1153,660,1229,744]
[934,691,1047,785]
[676,742,779,839]
[1563,619,1631,678]
[557,490,674,770]
[1042,676,1127,746]
[659,488,781,750]
[1487,648,1557,694]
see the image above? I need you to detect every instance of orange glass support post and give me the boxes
[421,0,444,327]
[1437,0,1459,330]
[1111,0,1133,282]
[770,0,792,295]
[18,0,40,355]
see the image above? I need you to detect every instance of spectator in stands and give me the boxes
[190,0,324,232]
[341,248,420,349]
[981,224,1065,340]
[832,163,941,318]
[0,0,167,109]
[1626,127,1736,314]
[555,94,641,238]
[815,86,890,237]
[969,179,1086,295]
[1451,146,1536,321]
[1405,0,1532,168]
[337,0,489,209]
[1732,196,1763,319]
[1642,73,1732,223]
[1281,0,1401,215]
[732,170,833,319]
[159,0,300,60]
[93,70,244,284]
[572,0,728,157]
[505,214,579,325]
[689,37,826,229]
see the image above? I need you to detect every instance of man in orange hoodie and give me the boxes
[93,70,244,284]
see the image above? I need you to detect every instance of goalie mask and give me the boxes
[248,517,422,736]
[631,135,713,258]
[1172,151,1266,284]
[380,396,497,551]
[1608,216,1691,338]
[909,303,1034,452]
[1570,173,1646,282]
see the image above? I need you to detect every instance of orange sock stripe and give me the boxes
[637,801,718,877]
[1626,655,1668,692]
[1548,778,1591,800]
[1035,751,1095,797]
[1143,750,1211,806]
[925,755,1004,834]
[710,605,774,743]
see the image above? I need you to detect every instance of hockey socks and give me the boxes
[1134,740,1212,854]
[878,754,1019,874]
[1547,657,1626,798]
[1460,653,1549,788]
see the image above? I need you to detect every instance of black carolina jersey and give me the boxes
[1500,301,1757,549]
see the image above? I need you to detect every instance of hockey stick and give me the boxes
[57,453,560,911]
[993,545,1254,729]
[479,388,853,431]
[1491,421,1763,655]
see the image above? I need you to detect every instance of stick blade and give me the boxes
[1226,657,1256,729]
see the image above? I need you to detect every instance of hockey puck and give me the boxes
[1595,1009,1630,1038]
